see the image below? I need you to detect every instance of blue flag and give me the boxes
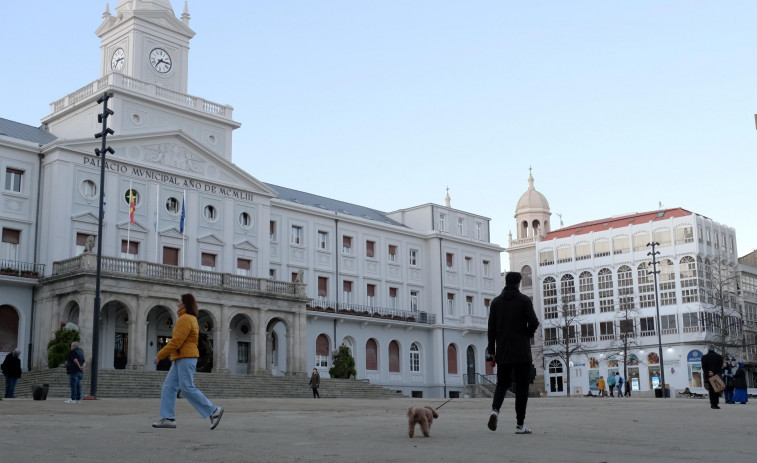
[180,198,185,233]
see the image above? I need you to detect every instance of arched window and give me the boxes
[447,344,458,374]
[521,220,529,238]
[617,265,634,309]
[578,271,595,315]
[659,258,676,306]
[680,256,699,303]
[560,274,576,314]
[548,359,563,374]
[543,277,557,319]
[366,338,378,371]
[315,334,329,368]
[532,220,541,236]
[521,265,532,288]
[389,340,400,373]
[409,343,420,372]
[637,263,655,307]
[598,268,614,312]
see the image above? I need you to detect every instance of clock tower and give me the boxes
[96,0,194,93]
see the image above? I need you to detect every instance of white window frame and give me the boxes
[5,168,23,193]
[457,218,465,234]
[483,260,490,277]
[409,249,418,266]
[291,225,303,246]
[410,343,420,372]
[410,290,419,312]
[318,231,328,250]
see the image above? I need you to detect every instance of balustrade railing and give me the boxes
[50,255,301,298]
[0,259,45,278]
[306,299,436,324]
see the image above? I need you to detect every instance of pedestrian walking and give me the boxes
[596,376,606,397]
[309,368,321,398]
[607,373,616,397]
[65,342,86,403]
[152,293,224,430]
[732,362,749,404]
[701,346,723,410]
[2,348,22,398]
[615,373,624,398]
[486,272,540,434]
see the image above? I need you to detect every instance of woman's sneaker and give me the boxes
[152,418,176,428]
[209,406,224,430]
[515,425,532,434]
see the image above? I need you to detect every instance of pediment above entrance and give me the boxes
[233,240,259,252]
[158,227,184,239]
[116,220,149,233]
[197,233,224,246]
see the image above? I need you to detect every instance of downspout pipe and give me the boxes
[29,151,45,370]
[334,215,339,350]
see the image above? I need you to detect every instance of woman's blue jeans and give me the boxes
[160,357,216,420]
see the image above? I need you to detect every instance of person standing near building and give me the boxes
[309,368,321,398]
[486,272,540,434]
[607,372,616,397]
[65,342,85,403]
[701,346,724,409]
[596,376,606,397]
[732,362,749,404]
[152,293,224,430]
[723,361,735,404]
[614,372,624,398]
[2,348,22,398]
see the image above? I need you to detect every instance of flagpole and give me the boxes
[155,184,160,263]
[182,189,186,268]
[126,179,132,256]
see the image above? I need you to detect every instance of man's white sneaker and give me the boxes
[152,418,176,429]
[487,410,498,431]
[515,425,532,434]
[209,406,224,430]
[64,399,76,404]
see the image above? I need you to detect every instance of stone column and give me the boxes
[255,309,268,375]
[214,304,230,373]
[129,296,148,371]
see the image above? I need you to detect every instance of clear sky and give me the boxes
[2,1,756,268]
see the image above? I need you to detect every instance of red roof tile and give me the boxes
[543,208,694,240]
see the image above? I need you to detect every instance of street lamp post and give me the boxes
[647,241,666,398]
[89,92,115,399]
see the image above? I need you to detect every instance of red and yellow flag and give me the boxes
[129,190,135,224]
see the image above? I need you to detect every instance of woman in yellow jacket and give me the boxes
[152,293,224,430]
[597,376,606,397]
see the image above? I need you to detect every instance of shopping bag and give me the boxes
[709,374,726,393]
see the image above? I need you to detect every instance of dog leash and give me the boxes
[434,398,453,411]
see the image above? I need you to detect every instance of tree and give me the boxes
[47,323,80,368]
[701,256,743,360]
[610,295,642,380]
[542,293,594,397]
[329,344,356,379]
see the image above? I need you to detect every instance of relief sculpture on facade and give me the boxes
[144,143,205,173]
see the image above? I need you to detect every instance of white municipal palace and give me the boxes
[1,0,755,397]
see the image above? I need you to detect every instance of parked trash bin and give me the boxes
[32,383,49,400]
[654,388,670,398]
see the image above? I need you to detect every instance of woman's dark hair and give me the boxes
[181,293,199,316]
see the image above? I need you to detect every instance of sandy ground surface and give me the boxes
[0,395,753,462]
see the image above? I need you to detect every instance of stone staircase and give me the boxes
[14,367,404,400]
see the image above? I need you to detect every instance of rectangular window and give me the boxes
[317,277,328,299]
[575,243,591,260]
[447,293,455,316]
[318,231,328,250]
[683,312,700,332]
[120,240,139,260]
[291,272,299,283]
[388,245,397,263]
[269,268,276,279]
[466,296,474,315]
[457,218,465,234]
[290,225,302,245]
[237,342,250,364]
[640,317,655,335]
[600,321,614,340]
[581,323,595,341]
[613,236,629,254]
[343,236,352,254]
[539,249,554,266]
[236,258,251,276]
[366,240,375,258]
[366,284,376,306]
[4,168,23,192]
[439,213,447,231]
[465,257,472,273]
[593,240,610,258]
[475,222,482,239]
[633,233,648,252]
[2,228,21,261]
[163,246,179,266]
[675,226,694,245]
[410,290,419,311]
[544,327,558,345]
[446,253,454,269]
[557,246,573,263]
[653,229,671,248]
[410,350,420,372]
[269,221,277,241]
[343,280,353,304]
[660,314,677,334]
[484,298,491,310]
[389,287,398,309]
[409,249,418,266]
[483,260,490,277]
[201,252,216,270]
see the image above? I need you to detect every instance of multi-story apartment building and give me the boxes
[0,1,501,398]
[738,250,757,386]
[507,175,745,395]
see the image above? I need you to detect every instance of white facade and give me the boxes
[0,1,502,397]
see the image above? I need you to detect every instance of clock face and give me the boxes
[111,48,125,71]
[149,48,172,73]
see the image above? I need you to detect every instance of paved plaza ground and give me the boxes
[0,395,753,462]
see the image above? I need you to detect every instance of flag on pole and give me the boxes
[180,196,185,234]
[129,188,136,224]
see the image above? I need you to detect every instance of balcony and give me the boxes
[306,299,436,325]
[50,254,303,298]
[0,259,45,279]
[45,73,234,122]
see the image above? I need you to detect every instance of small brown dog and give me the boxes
[407,406,439,438]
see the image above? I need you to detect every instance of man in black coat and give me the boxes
[2,348,22,398]
[700,346,723,409]
[486,272,540,434]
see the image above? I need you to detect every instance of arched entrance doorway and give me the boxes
[196,310,215,373]
[466,345,477,384]
[229,314,253,375]
[0,305,20,353]
[64,302,79,326]
[266,318,288,376]
[548,359,564,393]
[146,305,173,371]
[99,301,130,369]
